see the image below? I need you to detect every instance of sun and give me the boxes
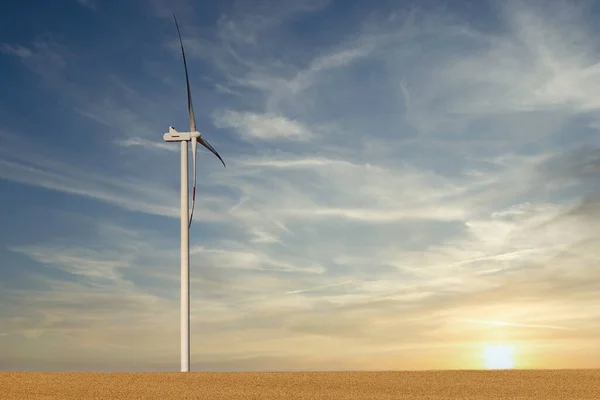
[482,345,515,369]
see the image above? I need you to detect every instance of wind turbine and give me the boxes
[163,13,226,373]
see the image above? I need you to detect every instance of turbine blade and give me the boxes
[173,13,196,133]
[198,137,226,168]
[188,136,198,228]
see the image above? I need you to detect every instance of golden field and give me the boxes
[1,370,599,399]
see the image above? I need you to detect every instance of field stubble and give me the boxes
[1,369,599,399]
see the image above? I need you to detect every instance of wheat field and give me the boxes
[1,370,599,399]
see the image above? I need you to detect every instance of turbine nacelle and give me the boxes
[163,126,201,142]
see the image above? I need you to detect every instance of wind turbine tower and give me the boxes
[162,14,226,372]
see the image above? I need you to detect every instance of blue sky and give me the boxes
[1,0,600,371]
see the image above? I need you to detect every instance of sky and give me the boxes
[1,0,600,372]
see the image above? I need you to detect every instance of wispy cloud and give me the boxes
[0,44,33,58]
[460,319,576,331]
[115,137,178,152]
[1,40,66,78]
[285,280,353,295]
[0,158,179,218]
[76,0,97,11]
[0,132,197,219]
[9,245,131,283]
[213,110,313,141]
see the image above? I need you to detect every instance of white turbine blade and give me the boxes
[199,136,226,168]
[173,13,196,133]
[173,13,226,232]
[188,136,197,228]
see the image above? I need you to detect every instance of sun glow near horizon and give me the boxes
[482,344,516,370]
